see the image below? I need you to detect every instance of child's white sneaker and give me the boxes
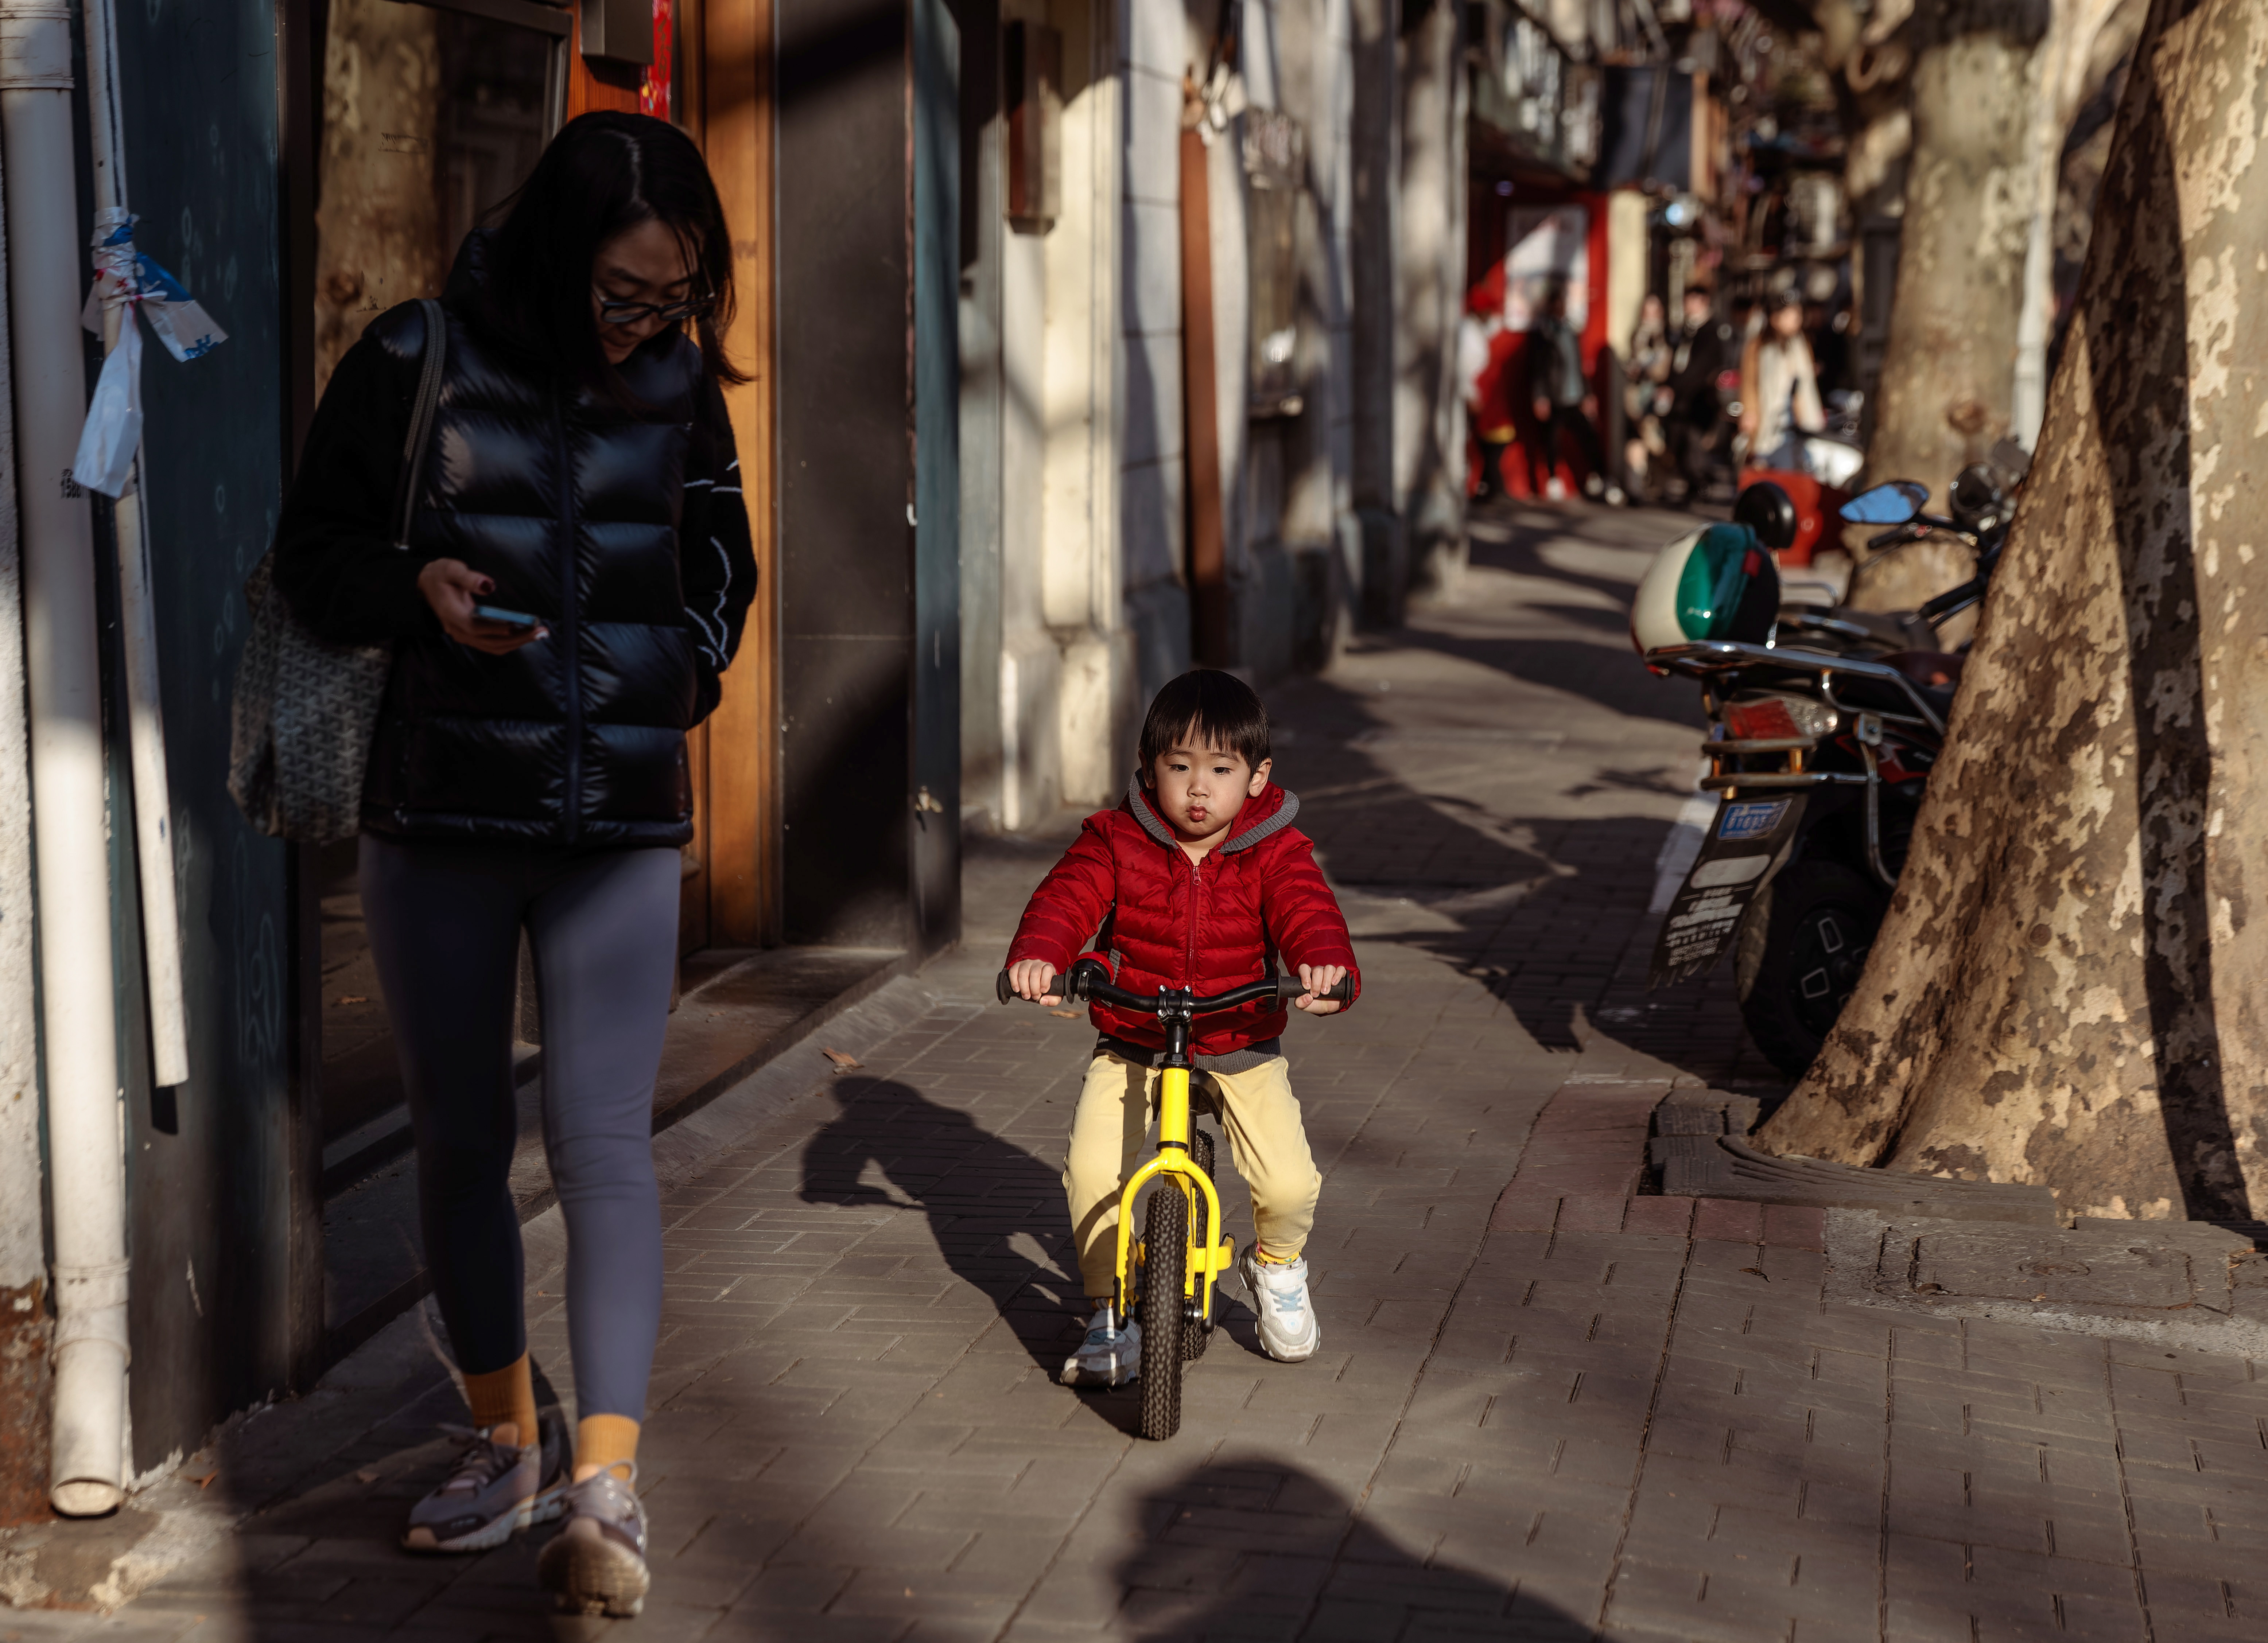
[1237,1244,1320,1362]
[1059,1309,1141,1388]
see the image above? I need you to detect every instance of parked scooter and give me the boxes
[1630,460,2017,1076]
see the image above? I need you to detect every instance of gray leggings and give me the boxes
[360,834,678,1422]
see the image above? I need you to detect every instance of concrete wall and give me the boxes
[962,0,1130,832]
[1116,0,1193,706]
[963,0,1442,829]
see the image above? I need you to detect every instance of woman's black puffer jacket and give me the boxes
[275,237,755,848]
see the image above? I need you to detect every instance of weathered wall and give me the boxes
[1116,0,1194,700]
[778,0,959,947]
[114,0,300,1470]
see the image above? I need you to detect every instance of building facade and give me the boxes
[0,0,1473,1521]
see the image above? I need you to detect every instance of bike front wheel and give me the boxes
[1138,1183,1189,1439]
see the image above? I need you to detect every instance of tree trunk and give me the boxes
[2010,0,2135,447]
[1757,0,2268,1222]
[1852,1,2045,615]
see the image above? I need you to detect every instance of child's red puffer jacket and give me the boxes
[1006,779,1360,1058]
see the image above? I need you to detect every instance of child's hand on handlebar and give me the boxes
[1009,959,1062,1005]
[1293,963,1347,1014]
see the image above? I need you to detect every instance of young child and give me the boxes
[1005,669,1360,1387]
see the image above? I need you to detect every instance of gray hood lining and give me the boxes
[1124,776,1300,854]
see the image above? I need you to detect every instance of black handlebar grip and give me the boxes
[996,970,1014,1005]
[1274,974,1357,1003]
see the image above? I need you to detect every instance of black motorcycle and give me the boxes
[1639,462,2015,1076]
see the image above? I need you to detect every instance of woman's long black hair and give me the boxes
[479,110,746,401]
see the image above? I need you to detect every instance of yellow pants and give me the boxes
[1064,1051,1322,1299]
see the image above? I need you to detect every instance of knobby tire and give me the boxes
[1138,1183,1188,1440]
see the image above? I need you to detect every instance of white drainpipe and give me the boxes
[0,0,132,1516]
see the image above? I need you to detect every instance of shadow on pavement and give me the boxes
[798,1076,1090,1370]
[1278,699,1784,1092]
[1111,1457,1589,1639]
[796,1076,1272,1439]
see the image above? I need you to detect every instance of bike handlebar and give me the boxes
[996,956,1355,1011]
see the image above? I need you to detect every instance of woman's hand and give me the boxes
[418,559,547,654]
[1008,959,1061,1004]
[1293,963,1347,1015]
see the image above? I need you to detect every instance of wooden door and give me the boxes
[695,0,780,950]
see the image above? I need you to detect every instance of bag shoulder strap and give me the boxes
[392,297,447,550]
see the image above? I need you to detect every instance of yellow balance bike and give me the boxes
[998,955,1353,1439]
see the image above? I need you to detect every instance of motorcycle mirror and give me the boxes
[1839,480,1929,525]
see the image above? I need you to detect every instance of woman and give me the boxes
[1740,290,1826,473]
[274,111,754,1618]
[1623,292,1671,499]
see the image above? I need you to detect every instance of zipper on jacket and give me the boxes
[1185,854,1202,986]
[554,398,583,844]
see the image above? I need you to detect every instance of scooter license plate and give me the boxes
[1648,794,1809,988]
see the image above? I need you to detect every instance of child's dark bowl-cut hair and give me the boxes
[1138,670,1272,775]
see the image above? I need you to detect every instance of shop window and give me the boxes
[1242,108,1304,419]
[313,0,568,394]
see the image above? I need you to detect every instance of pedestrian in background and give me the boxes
[1624,292,1672,502]
[1527,281,1617,503]
[1460,264,1513,499]
[273,110,755,1618]
[1666,283,1737,504]
[1741,289,1826,473]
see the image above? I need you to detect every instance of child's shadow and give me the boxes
[798,1075,1260,1420]
[797,1076,1097,1374]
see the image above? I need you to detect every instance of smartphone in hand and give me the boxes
[472,603,540,635]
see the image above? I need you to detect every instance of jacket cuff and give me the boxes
[1005,938,1076,972]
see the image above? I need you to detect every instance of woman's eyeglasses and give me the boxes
[594,291,716,327]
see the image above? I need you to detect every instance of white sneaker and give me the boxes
[1237,1245,1320,1362]
[1059,1309,1141,1387]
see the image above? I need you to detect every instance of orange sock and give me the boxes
[464,1353,540,1448]
[1257,1246,1298,1265]
[576,1414,641,1479]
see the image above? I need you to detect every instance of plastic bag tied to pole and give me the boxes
[71,209,227,498]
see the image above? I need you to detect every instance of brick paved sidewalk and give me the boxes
[8,501,2262,1641]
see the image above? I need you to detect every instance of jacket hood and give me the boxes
[1123,776,1301,854]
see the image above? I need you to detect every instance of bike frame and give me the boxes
[998,957,1350,1333]
[1107,997,1237,1328]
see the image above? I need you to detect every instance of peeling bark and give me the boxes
[1759,0,2268,1222]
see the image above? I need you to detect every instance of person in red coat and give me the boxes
[1004,670,1361,1386]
